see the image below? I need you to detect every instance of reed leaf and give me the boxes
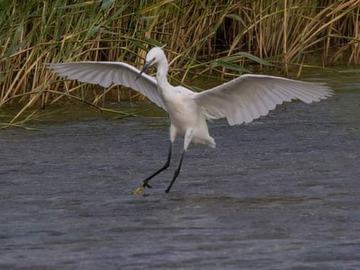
[0,0,359,117]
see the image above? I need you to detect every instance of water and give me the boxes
[1,75,360,269]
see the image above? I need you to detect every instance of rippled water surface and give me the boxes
[1,74,360,269]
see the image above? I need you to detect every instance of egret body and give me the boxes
[49,47,333,193]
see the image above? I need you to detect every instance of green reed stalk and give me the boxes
[0,0,359,116]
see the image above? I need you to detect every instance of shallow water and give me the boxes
[1,75,360,269]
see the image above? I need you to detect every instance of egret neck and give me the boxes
[155,57,170,94]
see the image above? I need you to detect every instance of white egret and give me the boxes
[49,47,333,194]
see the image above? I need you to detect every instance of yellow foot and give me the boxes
[132,185,145,196]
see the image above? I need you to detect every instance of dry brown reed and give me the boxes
[0,0,359,118]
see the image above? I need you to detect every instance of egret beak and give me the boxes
[135,58,155,81]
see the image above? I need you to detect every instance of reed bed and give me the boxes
[0,0,359,120]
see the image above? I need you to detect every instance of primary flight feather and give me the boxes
[49,47,333,194]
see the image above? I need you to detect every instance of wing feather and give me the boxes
[195,74,333,125]
[48,61,167,111]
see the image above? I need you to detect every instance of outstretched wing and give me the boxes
[48,61,167,111]
[194,74,333,125]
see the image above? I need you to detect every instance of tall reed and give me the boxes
[0,0,359,114]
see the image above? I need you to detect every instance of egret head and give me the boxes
[145,47,166,65]
[137,47,166,80]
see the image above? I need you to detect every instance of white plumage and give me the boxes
[195,74,332,125]
[49,62,167,111]
[49,47,333,193]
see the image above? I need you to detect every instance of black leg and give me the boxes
[142,142,172,188]
[165,150,185,193]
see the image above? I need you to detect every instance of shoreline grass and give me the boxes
[1,0,359,123]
